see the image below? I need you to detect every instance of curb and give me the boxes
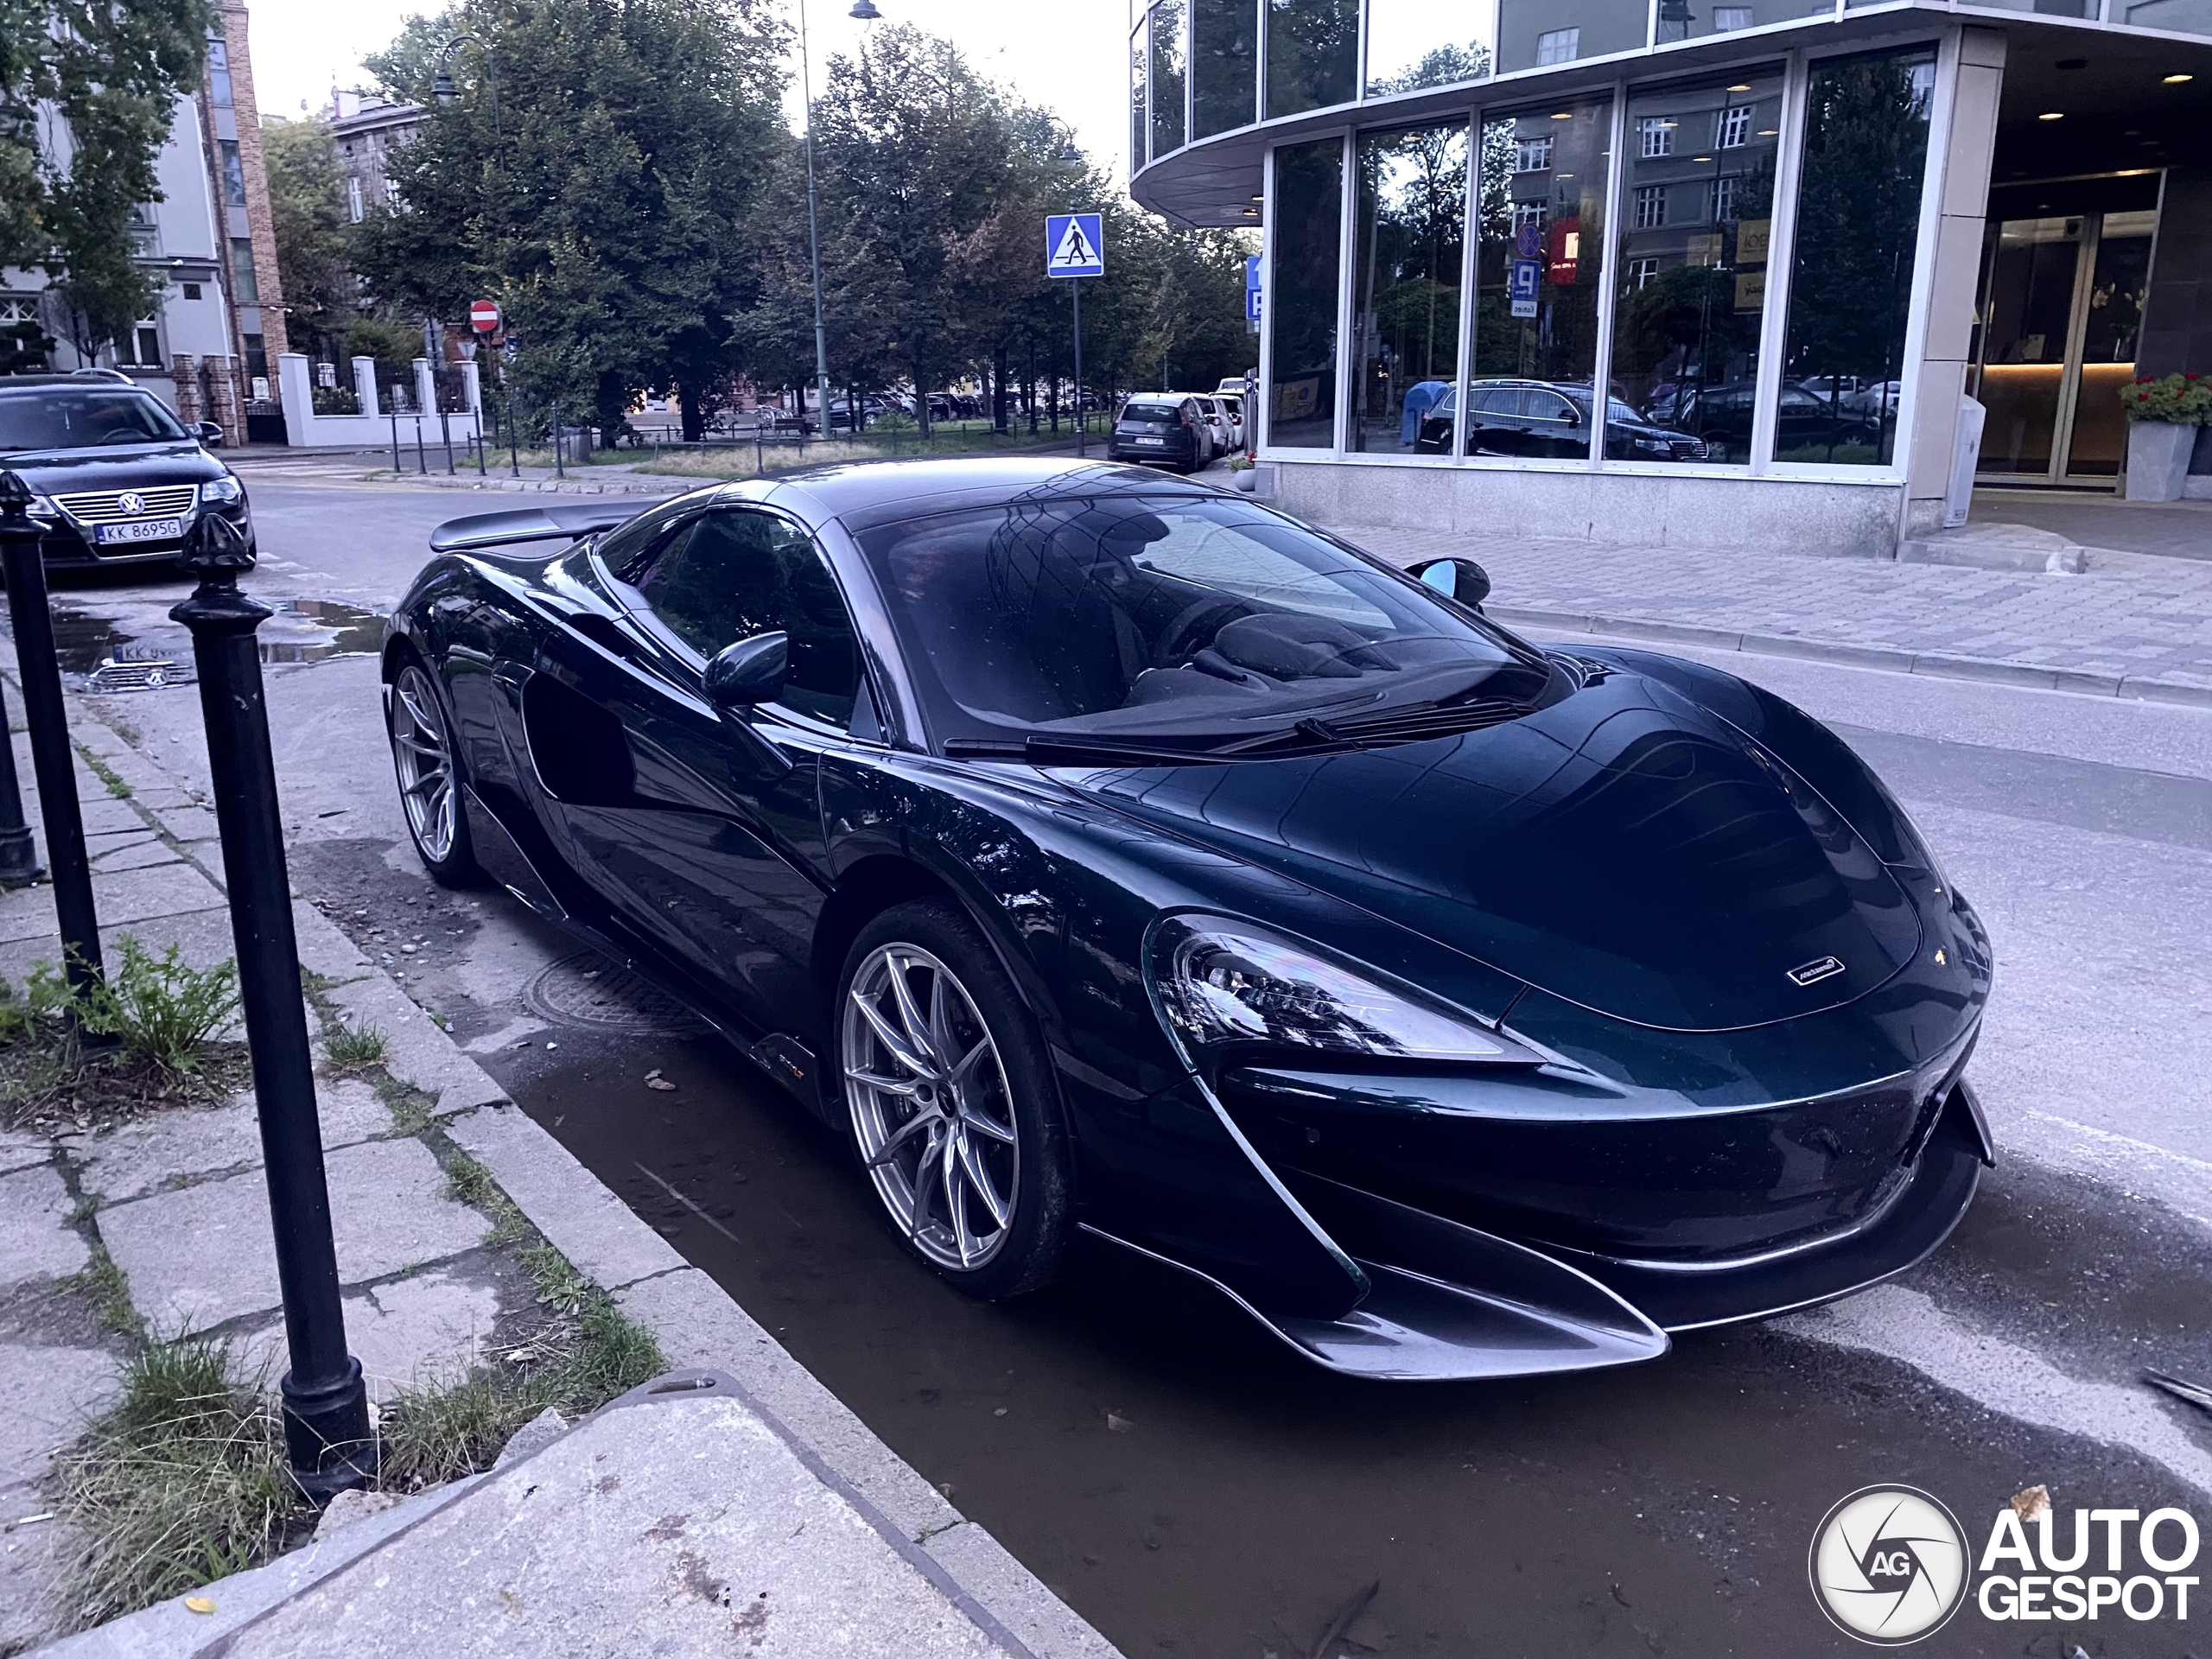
[1491,604,2212,709]
[31,683,1124,1659]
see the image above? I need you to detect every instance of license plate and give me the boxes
[95,518,184,545]
[1135,436,1166,446]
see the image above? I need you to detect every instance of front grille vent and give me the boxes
[54,485,199,524]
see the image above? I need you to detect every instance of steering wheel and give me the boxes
[1154,596,1246,667]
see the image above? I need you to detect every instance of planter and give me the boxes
[2125,419,2196,502]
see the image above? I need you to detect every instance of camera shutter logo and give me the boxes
[1809,1485,1969,1644]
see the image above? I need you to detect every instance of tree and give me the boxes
[353,0,789,440]
[0,0,212,356]
[262,117,354,359]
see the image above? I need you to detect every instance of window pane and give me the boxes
[1265,0,1357,119]
[1192,0,1257,137]
[1152,0,1187,158]
[1778,48,1936,467]
[219,141,247,207]
[229,236,259,302]
[1132,19,1149,168]
[1266,137,1344,449]
[1612,67,1784,466]
[641,512,861,728]
[2067,212,2154,478]
[1364,0,1491,95]
[1465,99,1611,460]
[1349,121,1468,456]
[2113,0,2212,28]
[1658,0,1834,43]
[1496,0,1643,74]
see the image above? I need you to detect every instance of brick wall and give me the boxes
[212,0,289,380]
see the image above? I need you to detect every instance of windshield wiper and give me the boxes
[942,734,1232,767]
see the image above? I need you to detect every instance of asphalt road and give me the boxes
[29,473,2212,1656]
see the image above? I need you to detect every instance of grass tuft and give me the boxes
[66,1243,143,1340]
[320,1018,388,1076]
[51,1337,305,1629]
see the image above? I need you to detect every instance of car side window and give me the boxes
[596,499,699,575]
[634,509,864,729]
[1529,392,1574,423]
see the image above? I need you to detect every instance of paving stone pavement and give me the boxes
[1321,521,2212,701]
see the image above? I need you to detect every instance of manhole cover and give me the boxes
[523,952,704,1035]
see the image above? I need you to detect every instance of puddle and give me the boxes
[40,598,388,689]
[256,599,388,664]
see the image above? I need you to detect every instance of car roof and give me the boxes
[758,456,1229,533]
[0,372,144,394]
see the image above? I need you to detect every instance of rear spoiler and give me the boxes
[427,499,671,555]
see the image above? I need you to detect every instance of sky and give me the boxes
[242,0,1136,184]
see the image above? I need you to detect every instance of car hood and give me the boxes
[1054,664,1923,1032]
[0,441,222,492]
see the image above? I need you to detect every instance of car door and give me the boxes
[1520,388,1585,457]
[531,505,868,1033]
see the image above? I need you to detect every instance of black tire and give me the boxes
[835,898,1071,1299]
[386,652,486,888]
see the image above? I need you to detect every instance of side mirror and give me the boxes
[193,421,225,446]
[1561,406,1581,426]
[1409,557,1492,611]
[705,631,788,711]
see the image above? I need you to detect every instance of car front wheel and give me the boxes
[836,899,1071,1298]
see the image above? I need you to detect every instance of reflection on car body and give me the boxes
[387,459,1993,1382]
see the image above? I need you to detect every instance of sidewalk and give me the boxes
[0,680,1117,1657]
[1322,515,2212,705]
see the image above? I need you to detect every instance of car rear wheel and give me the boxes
[388,658,483,887]
[837,899,1070,1298]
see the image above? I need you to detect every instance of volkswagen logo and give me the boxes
[118,491,147,516]
[1808,1485,1969,1644]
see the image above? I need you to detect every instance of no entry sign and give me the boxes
[469,299,502,334]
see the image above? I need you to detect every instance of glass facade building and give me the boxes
[1129,0,2212,544]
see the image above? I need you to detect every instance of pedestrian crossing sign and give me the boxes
[1046,213,1105,279]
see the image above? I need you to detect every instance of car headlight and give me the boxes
[1630,436,1669,454]
[200,474,245,505]
[26,493,59,520]
[1149,915,1539,1070]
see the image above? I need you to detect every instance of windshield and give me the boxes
[0,388,189,453]
[855,494,1540,747]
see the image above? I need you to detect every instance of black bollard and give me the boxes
[0,672,42,887]
[169,512,374,1502]
[0,474,101,989]
[389,407,401,473]
[551,402,564,480]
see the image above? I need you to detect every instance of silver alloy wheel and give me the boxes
[389,664,457,863]
[842,943,1019,1271]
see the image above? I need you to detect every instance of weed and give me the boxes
[320,1018,388,1075]
[376,1075,435,1135]
[0,963,71,1047]
[78,938,240,1072]
[517,1242,594,1315]
[442,1153,496,1209]
[80,753,131,799]
[377,1273,662,1492]
[51,1336,305,1628]
[65,1243,143,1340]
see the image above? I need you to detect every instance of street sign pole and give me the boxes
[1046,213,1106,460]
[1071,277,1084,458]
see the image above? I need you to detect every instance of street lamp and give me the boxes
[850,0,881,16]
[795,0,862,433]
[433,35,500,141]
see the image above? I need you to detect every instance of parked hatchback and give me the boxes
[0,372,251,569]
[1109,395,1205,472]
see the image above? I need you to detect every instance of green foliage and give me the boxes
[2120,372,2212,424]
[261,117,356,358]
[51,1335,303,1628]
[320,1017,388,1075]
[0,961,71,1046]
[355,0,791,440]
[79,936,241,1073]
[0,0,213,346]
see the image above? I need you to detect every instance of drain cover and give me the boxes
[523,952,704,1035]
